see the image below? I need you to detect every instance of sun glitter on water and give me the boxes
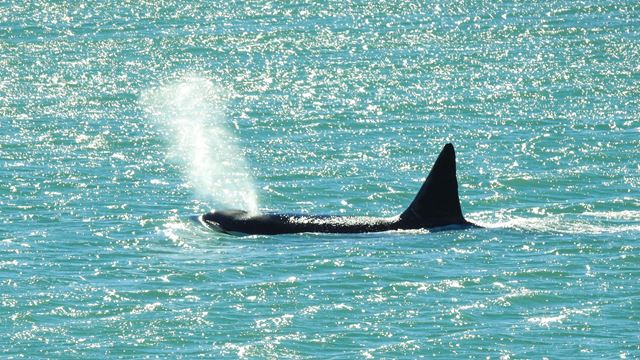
[140,75,259,214]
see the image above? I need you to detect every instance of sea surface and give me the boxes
[1,0,639,358]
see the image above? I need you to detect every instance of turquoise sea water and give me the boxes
[1,0,639,357]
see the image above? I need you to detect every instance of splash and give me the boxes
[469,209,640,234]
[141,75,259,214]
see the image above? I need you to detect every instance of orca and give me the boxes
[201,143,478,235]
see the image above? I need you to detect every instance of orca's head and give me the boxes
[202,209,250,231]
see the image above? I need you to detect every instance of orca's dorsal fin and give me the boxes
[400,143,467,227]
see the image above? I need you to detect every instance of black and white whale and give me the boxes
[201,143,477,235]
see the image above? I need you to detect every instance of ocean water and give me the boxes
[1,0,639,358]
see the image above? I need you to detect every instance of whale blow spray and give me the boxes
[141,75,259,214]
